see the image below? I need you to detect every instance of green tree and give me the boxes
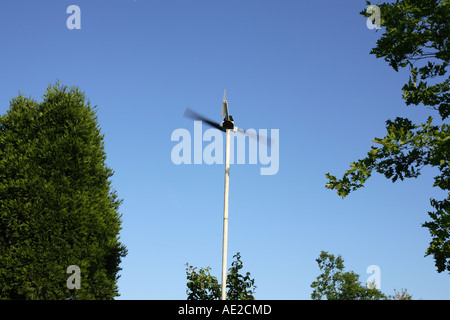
[391,288,413,300]
[226,252,256,300]
[311,251,387,300]
[185,265,221,300]
[326,0,450,273]
[0,83,127,299]
[186,252,256,300]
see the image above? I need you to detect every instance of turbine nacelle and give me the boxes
[221,115,234,131]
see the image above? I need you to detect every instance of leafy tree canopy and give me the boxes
[311,251,387,300]
[326,0,450,273]
[186,252,256,300]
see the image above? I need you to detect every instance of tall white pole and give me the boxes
[221,128,231,300]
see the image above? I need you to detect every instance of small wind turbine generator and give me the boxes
[184,90,267,300]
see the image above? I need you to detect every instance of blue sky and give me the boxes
[1,0,449,299]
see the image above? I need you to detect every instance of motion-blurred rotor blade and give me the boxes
[236,127,271,146]
[184,108,225,132]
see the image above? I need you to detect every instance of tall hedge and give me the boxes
[0,83,127,299]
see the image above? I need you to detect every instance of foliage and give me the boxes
[186,252,256,300]
[363,0,450,120]
[185,265,221,300]
[0,83,127,299]
[391,288,413,300]
[326,0,450,273]
[226,252,256,300]
[311,251,387,300]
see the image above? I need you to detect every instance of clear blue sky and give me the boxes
[1,0,449,299]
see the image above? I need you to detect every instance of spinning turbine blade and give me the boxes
[184,108,225,132]
[236,127,271,146]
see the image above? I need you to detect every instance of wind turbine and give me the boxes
[184,90,266,300]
